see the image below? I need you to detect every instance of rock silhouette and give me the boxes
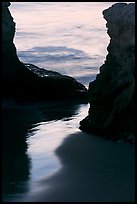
[2,2,87,101]
[80,3,135,143]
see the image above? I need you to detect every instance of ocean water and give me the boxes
[3,2,135,202]
[10,2,115,87]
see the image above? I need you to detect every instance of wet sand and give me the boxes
[21,131,135,202]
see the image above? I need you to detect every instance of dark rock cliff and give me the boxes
[80,3,135,143]
[2,2,87,101]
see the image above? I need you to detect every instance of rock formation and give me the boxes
[2,2,87,101]
[80,3,135,143]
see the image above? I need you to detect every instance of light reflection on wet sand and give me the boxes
[2,101,89,201]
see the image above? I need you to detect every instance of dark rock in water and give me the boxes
[3,62,88,101]
[80,3,135,143]
[2,2,87,101]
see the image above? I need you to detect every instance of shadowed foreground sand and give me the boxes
[20,131,135,202]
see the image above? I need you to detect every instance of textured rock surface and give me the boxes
[2,2,87,101]
[80,3,135,143]
[2,2,20,79]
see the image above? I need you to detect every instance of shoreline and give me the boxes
[18,131,135,202]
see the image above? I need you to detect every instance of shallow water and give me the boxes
[3,2,135,202]
[3,101,135,202]
[2,101,89,201]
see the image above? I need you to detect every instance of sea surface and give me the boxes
[3,2,135,202]
[11,2,114,88]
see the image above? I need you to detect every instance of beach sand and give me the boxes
[21,131,135,202]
